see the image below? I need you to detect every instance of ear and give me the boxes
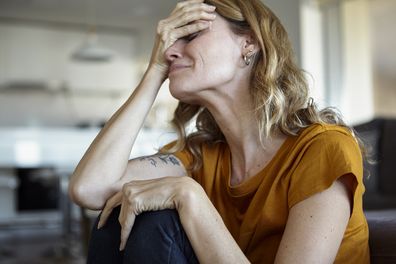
[241,34,259,56]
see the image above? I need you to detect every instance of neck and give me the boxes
[201,86,287,186]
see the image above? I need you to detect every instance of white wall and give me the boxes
[264,0,302,64]
[300,0,375,125]
[371,0,396,118]
[0,23,138,126]
[340,0,374,124]
[300,0,326,106]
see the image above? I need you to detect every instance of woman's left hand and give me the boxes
[97,176,194,251]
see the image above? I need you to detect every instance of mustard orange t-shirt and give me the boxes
[172,124,370,263]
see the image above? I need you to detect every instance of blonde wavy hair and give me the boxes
[163,0,359,172]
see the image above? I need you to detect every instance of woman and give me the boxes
[69,0,370,263]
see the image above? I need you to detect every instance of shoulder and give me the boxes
[293,124,362,170]
[287,124,364,208]
[295,124,360,154]
[298,123,354,139]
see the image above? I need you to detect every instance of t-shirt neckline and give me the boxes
[224,135,294,197]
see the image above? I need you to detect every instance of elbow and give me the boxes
[68,179,106,210]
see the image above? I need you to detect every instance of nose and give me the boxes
[165,39,185,63]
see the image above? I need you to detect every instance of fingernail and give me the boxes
[97,219,104,229]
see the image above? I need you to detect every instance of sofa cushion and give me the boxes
[365,209,396,263]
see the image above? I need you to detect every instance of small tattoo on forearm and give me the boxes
[139,157,158,167]
[158,155,180,166]
[139,155,180,167]
[148,158,157,167]
[158,155,168,164]
[168,156,180,166]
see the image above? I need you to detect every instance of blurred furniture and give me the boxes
[0,169,18,219]
[366,210,396,263]
[355,118,396,263]
[354,118,396,209]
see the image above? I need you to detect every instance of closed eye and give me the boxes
[182,32,200,42]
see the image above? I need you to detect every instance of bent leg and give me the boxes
[87,207,198,264]
[123,209,198,264]
[87,206,123,264]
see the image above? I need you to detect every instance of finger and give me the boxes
[170,20,212,41]
[97,208,112,229]
[160,14,215,44]
[172,1,216,16]
[174,10,217,27]
[168,3,216,27]
[97,192,122,229]
[163,2,216,34]
[123,179,166,195]
[125,177,178,192]
[119,204,136,251]
[125,178,179,211]
[170,0,206,15]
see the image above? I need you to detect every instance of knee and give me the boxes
[128,209,182,241]
[90,206,122,238]
[122,209,186,263]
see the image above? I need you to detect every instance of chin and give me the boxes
[169,83,200,105]
[169,79,190,99]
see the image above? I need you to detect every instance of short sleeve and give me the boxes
[288,130,363,209]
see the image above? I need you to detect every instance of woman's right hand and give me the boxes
[148,0,217,77]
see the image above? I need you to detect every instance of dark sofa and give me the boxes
[355,118,396,263]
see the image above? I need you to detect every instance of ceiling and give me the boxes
[0,0,177,29]
[0,0,179,57]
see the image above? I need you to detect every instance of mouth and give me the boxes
[169,64,191,74]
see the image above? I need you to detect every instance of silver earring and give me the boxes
[243,51,253,66]
[244,54,252,66]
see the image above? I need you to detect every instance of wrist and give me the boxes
[131,65,167,99]
[175,177,206,214]
[146,63,168,82]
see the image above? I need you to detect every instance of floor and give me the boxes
[0,212,86,264]
[0,233,85,264]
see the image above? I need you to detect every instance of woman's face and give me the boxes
[165,15,247,104]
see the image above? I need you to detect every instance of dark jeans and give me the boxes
[87,206,199,264]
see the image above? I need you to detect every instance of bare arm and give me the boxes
[68,68,166,210]
[99,175,250,263]
[274,174,355,263]
[178,179,250,263]
[110,153,189,198]
[68,0,216,210]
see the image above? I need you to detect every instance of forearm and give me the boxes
[69,67,166,209]
[177,183,250,264]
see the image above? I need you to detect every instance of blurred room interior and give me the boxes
[0,0,395,263]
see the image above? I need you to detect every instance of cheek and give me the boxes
[168,38,241,101]
[197,46,239,85]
